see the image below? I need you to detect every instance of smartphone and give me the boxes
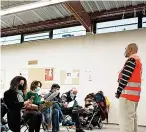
[30,96,34,101]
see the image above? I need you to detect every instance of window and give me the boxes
[143,17,146,28]
[24,32,50,42]
[0,35,21,45]
[96,18,138,34]
[53,26,86,39]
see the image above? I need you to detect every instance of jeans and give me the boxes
[52,108,60,131]
[53,103,63,123]
[44,103,63,131]
[43,108,51,124]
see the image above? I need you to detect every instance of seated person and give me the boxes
[61,88,79,109]
[25,80,44,106]
[23,81,44,132]
[61,88,85,132]
[1,98,9,132]
[34,81,42,95]
[79,93,95,126]
[34,81,46,97]
[84,93,95,110]
[4,76,41,132]
[44,84,63,132]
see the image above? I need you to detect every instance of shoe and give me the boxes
[52,128,60,132]
[76,128,85,132]
[72,125,76,129]
[52,130,59,132]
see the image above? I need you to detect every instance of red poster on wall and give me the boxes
[45,68,53,81]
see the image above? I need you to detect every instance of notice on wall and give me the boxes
[85,71,92,82]
[28,60,38,65]
[72,71,79,78]
[45,68,54,81]
[60,69,80,85]
[65,72,72,84]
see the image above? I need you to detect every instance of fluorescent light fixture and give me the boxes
[0,0,67,16]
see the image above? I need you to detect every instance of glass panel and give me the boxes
[53,26,86,39]
[0,35,21,45]
[143,17,146,27]
[96,18,138,34]
[24,32,49,42]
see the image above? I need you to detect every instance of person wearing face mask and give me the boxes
[35,81,42,95]
[61,88,85,132]
[23,81,43,132]
[115,43,142,132]
[4,76,31,132]
[61,88,78,108]
[25,81,44,106]
[44,84,63,132]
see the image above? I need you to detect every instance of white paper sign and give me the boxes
[68,101,74,107]
[65,76,72,84]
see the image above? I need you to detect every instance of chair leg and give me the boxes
[66,126,69,132]
[24,128,28,132]
[24,124,29,132]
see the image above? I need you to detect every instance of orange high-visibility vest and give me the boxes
[118,54,142,102]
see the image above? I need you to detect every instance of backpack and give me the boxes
[94,93,106,108]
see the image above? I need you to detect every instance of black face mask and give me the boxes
[18,84,24,90]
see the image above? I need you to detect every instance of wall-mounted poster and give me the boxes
[28,68,54,89]
[45,68,54,81]
[60,69,80,85]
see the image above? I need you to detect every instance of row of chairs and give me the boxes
[1,96,74,132]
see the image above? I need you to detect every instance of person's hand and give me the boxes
[25,104,38,110]
[24,99,33,107]
[24,100,31,106]
[115,93,120,99]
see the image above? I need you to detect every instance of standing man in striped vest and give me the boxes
[115,43,142,132]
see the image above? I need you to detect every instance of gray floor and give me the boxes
[59,125,146,132]
[20,124,146,132]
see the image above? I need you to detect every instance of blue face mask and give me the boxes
[70,93,75,99]
[35,87,40,92]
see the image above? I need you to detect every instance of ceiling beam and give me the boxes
[91,4,146,20]
[1,16,79,37]
[64,1,92,32]
[1,4,146,37]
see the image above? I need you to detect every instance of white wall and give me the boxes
[1,28,146,126]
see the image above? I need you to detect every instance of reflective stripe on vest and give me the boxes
[121,82,141,102]
[126,82,141,88]
[122,89,141,96]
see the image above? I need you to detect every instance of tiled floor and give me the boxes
[20,124,146,132]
